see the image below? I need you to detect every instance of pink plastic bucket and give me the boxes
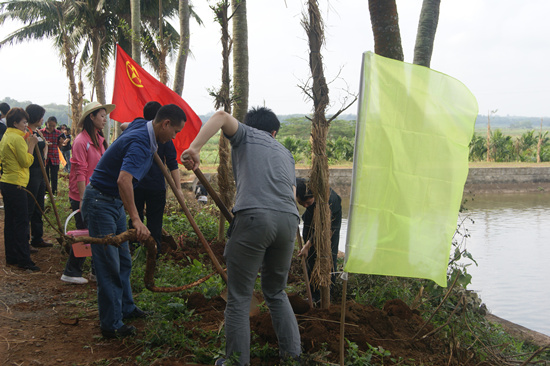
[65,211,92,258]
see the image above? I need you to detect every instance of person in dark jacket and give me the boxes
[296,177,342,304]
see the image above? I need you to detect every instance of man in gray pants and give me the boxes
[182,107,301,366]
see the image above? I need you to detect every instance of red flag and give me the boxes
[111,44,202,162]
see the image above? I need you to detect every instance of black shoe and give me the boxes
[101,324,136,339]
[32,241,53,248]
[18,264,40,271]
[29,246,39,253]
[123,307,150,320]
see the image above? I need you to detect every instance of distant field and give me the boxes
[474,127,548,138]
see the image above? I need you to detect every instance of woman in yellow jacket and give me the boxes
[0,108,39,270]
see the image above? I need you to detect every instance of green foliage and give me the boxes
[280,136,311,164]
[471,128,550,162]
[489,129,514,162]
[327,136,354,163]
[163,205,223,241]
[469,133,486,161]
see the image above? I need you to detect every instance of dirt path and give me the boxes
[0,209,143,366]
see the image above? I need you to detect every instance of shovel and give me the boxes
[154,153,261,316]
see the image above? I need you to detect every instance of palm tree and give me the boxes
[173,0,190,94]
[136,1,180,84]
[0,0,84,131]
[173,1,203,95]
[231,0,248,122]
[368,0,403,61]
[130,0,141,64]
[413,0,441,67]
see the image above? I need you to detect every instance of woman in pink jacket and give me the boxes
[60,102,114,284]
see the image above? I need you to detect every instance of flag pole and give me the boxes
[339,273,348,365]
[106,43,119,143]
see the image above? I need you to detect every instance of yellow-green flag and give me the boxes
[343,52,478,287]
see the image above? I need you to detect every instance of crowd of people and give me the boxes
[0,101,342,365]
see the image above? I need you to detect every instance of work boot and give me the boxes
[101,324,136,339]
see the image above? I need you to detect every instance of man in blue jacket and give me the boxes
[81,104,186,339]
[123,101,182,256]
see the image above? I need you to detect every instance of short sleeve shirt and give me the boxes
[89,119,158,197]
[227,123,298,217]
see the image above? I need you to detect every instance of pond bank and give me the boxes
[294,166,550,196]
[486,314,550,347]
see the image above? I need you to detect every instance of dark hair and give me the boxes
[143,101,162,121]
[0,102,10,116]
[153,104,186,126]
[6,108,29,128]
[46,116,57,124]
[243,106,280,134]
[25,104,46,126]
[82,109,108,151]
[296,178,313,201]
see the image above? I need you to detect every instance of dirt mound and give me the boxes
[181,292,460,365]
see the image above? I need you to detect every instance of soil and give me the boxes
[0,209,485,366]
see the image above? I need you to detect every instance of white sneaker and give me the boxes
[60,274,88,284]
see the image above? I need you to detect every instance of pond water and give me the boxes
[331,192,550,336]
[457,192,550,336]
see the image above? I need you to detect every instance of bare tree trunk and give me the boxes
[158,0,169,85]
[304,0,332,309]
[368,0,404,61]
[92,33,106,105]
[213,1,235,241]
[91,31,108,139]
[173,0,190,94]
[61,33,83,132]
[413,0,440,67]
[232,0,248,122]
[130,0,141,65]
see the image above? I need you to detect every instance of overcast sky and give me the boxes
[1,0,549,118]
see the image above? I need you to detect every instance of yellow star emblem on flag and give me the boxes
[126,61,143,88]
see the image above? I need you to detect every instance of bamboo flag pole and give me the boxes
[339,277,348,366]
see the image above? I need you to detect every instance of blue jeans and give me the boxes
[81,185,136,331]
[224,209,301,365]
[62,150,71,172]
